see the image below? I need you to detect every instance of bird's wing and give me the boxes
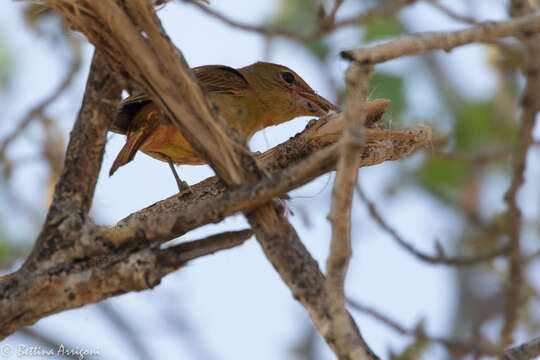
[193,65,249,95]
[111,66,249,133]
[111,92,152,134]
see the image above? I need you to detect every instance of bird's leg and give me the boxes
[165,155,193,194]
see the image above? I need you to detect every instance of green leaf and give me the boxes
[454,100,518,152]
[267,0,330,61]
[455,101,493,151]
[363,17,403,42]
[268,0,318,34]
[306,40,330,60]
[368,73,406,117]
[418,155,471,201]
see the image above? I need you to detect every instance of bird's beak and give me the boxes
[294,89,337,117]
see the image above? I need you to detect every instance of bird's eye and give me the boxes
[281,71,295,85]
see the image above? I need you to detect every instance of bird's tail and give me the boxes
[109,129,149,176]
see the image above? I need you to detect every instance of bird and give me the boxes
[108,61,336,192]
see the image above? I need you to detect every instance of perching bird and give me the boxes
[109,61,336,191]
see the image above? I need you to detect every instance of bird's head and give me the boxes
[239,62,336,127]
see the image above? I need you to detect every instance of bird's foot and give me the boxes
[177,180,194,196]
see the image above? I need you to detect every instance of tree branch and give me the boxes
[247,205,380,360]
[0,53,81,165]
[341,14,540,64]
[183,0,419,43]
[0,229,251,340]
[325,65,373,360]
[348,299,501,357]
[357,184,511,266]
[501,0,540,348]
[104,106,429,254]
[501,336,540,360]
[24,52,121,270]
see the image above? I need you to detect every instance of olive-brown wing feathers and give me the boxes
[111,92,152,134]
[193,65,249,95]
[109,106,160,176]
[112,65,249,134]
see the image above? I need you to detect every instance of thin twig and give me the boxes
[315,0,420,39]
[348,299,501,357]
[357,184,511,266]
[322,0,344,30]
[156,230,253,271]
[183,0,419,43]
[341,14,540,63]
[325,65,373,360]
[425,0,478,25]
[524,247,540,264]
[0,229,252,340]
[432,148,510,165]
[509,0,534,17]
[23,52,121,267]
[0,54,81,162]
[501,0,540,348]
[501,336,540,360]
[103,109,428,262]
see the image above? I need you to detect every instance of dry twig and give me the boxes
[183,0,419,43]
[342,14,540,63]
[105,109,430,258]
[326,64,373,360]
[501,0,540,348]
[357,185,511,266]
[0,54,81,165]
[501,336,540,360]
[426,0,478,25]
[348,299,501,357]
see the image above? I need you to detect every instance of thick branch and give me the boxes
[0,230,251,339]
[50,53,117,212]
[102,114,430,254]
[24,52,121,270]
[247,205,378,360]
